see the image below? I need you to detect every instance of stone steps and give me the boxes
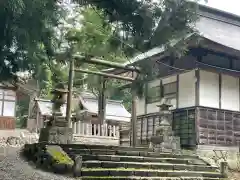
[64,148,200,159]
[81,177,220,180]
[25,143,223,179]
[80,168,222,178]
[79,154,198,165]
[59,144,151,152]
[83,161,218,172]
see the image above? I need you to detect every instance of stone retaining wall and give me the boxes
[0,130,39,147]
[197,145,240,171]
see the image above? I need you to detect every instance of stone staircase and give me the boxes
[57,144,223,179]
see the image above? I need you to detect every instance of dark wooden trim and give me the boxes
[152,116,156,136]
[160,79,163,98]
[198,46,240,62]
[195,69,200,106]
[144,83,148,114]
[146,117,149,142]
[230,58,233,69]
[176,74,179,108]
[219,74,222,109]
[140,117,143,144]
[1,91,5,116]
[138,104,240,119]
[195,107,199,145]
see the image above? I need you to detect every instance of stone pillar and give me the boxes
[39,83,73,144]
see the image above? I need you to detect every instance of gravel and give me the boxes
[0,146,78,180]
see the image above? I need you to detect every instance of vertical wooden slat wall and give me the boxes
[137,106,240,147]
[197,107,240,146]
[137,113,160,146]
[172,108,196,147]
[0,117,15,129]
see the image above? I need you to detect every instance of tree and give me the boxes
[80,0,198,55]
[64,6,132,108]
[72,0,200,98]
[0,0,66,81]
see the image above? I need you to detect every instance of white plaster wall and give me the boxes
[136,97,145,116]
[221,74,239,111]
[146,79,161,114]
[178,70,196,108]
[199,70,219,108]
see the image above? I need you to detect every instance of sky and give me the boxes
[200,0,240,16]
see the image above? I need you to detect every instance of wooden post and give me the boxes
[66,57,74,130]
[131,72,137,147]
[131,90,137,147]
[98,77,107,135]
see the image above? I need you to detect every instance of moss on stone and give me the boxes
[46,147,74,165]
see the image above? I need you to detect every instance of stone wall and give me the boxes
[197,145,240,171]
[0,129,39,147]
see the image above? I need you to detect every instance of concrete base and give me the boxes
[39,127,72,144]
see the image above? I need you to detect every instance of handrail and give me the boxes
[71,121,120,138]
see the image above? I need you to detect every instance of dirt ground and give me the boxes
[227,171,240,180]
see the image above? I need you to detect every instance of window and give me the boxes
[163,82,177,109]
[3,101,15,117]
[0,89,16,117]
[163,82,177,96]
[4,90,16,100]
[146,86,161,104]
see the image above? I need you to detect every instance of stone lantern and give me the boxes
[149,98,181,153]
[51,83,68,115]
[155,98,173,137]
[38,83,72,144]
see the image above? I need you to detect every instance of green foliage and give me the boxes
[81,0,199,55]
[16,95,30,128]
[0,0,63,81]
[64,7,129,99]
[14,0,199,120]
[69,0,200,98]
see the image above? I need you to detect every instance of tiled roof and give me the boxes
[103,4,240,71]
[196,15,240,52]
[36,99,67,117]
[35,94,131,123]
[79,93,131,122]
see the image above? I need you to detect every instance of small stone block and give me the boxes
[92,171,110,176]
[110,156,120,161]
[148,171,158,177]
[53,163,67,174]
[134,171,148,176]
[101,162,117,168]
[220,161,228,178]
[84,155,96,161]
[73,155,83,177]
[85,162,100,168]
[109,170,133,177]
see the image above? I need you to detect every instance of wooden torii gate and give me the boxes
[66,55,140,147]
